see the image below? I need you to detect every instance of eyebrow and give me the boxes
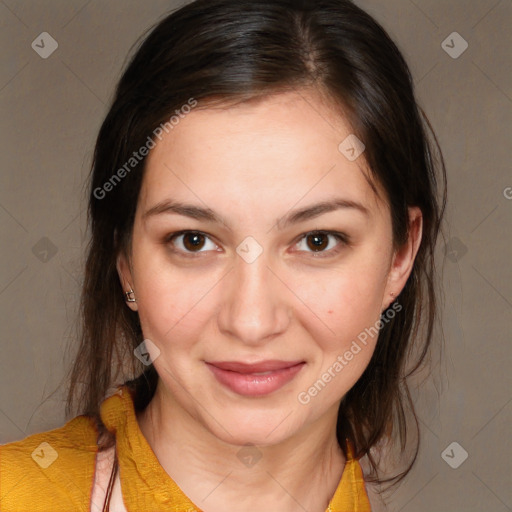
[142,198,369,230]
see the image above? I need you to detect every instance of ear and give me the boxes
[381,206,423,312]
[116,250,138,312]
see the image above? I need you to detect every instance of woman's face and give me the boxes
[118,90,421,446]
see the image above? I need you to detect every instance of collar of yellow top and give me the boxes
[99,385,371,512]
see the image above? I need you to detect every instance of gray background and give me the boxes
[0,1,510,511]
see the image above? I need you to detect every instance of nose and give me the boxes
[217,252,291,347]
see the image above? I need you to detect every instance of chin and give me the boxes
[205,408,302,448]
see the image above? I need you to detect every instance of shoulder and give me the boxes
[0,414,99,511]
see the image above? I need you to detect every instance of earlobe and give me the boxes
[116,251,138,312]
[382,206,423,311]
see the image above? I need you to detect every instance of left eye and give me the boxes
[294,231,349,256]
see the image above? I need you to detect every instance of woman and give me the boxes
[0,0,446,510]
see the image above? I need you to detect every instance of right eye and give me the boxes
[165,230,220,256]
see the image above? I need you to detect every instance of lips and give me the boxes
[205,360,306,397]
[207,360,305,373]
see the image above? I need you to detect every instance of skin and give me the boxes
[117,89,423,512]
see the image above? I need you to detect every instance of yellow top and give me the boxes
[0,385,371,511]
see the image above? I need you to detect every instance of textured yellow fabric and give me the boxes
[0,385,371,511]
[0,414,98,511]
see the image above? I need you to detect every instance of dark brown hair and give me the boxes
[65,0,447,488]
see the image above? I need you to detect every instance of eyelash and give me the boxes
[164,230,350,259]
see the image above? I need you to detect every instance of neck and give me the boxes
[136,382,346,512]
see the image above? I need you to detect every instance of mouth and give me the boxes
[205,360,306,397]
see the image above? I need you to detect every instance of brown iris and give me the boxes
[183,232,206,252]
[306,232,329,252]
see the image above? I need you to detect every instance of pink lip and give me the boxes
[206,360,305,397]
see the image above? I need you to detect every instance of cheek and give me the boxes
[132,249,219,348]
[297,273,384,403]
[298,264,386,351]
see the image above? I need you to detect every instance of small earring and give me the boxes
[125,288,136,302]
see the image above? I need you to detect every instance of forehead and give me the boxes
[140,90,388,222]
